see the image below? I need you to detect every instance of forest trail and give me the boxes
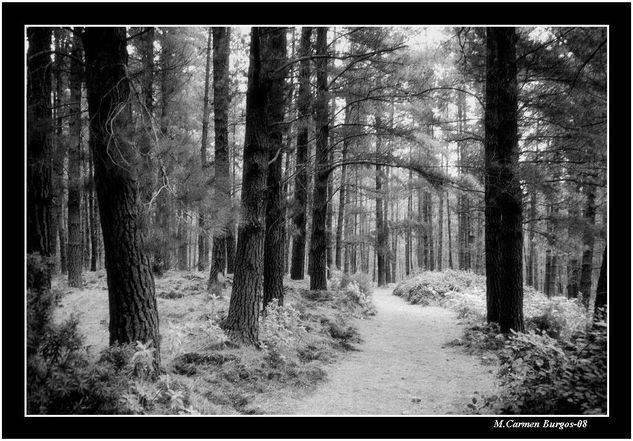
[266,287,498,415]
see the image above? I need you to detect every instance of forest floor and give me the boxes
[51,271,498,415]
[261,286,499,415]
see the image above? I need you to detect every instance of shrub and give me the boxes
[260,300,307,350]
[340,272,373,295]
[480,326,607,415]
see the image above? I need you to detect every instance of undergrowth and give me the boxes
[395,269,606,415]
[37,268,376,414]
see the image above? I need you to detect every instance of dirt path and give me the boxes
[267,286,498,415]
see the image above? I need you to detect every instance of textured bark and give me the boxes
[263,28,288,308]
[198,28,212,272]
[484,27,524,333]
[224,28,269,344]
[326,147,334,279]
[308,27,330,291]
[67,34,83,287]
[50,29,67,274]
[335,130,349,270]
[88,149,100,271]
[83,27,160,368]
[579,184,596,307]
[290,27,312,280]
[593,245,606,315]
[27,27,54,289]
[209,27,232,288]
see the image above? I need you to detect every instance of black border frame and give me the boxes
[4,2,630,438]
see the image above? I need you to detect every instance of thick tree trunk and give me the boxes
[27,27,54,289]
[290,27,312,280]
[198,28,212,272]
[224,28,270,344]
[209,27,232,289]
[484,27,524,333]
[579,184,596,307]
[263,28,288,308]
[308,28,330,291]
[67,34,83,287]
[83,27,161,368]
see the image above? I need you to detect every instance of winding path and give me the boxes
[268,286,498,415]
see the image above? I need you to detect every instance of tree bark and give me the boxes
[335,139,348,270]
[209,27,232,289]
[50,29,67,275]
[67,33,83,287]
[484,27,524,333]
[198,28,212,272]
[308,28,330,291]
[27,27,54,290]
[527,190,537,287]
[594,245,606,315]
[290,27,312,280]
[376,161,386,286]
[224,28,270,344]
[83,27,161,368]
[89,150,99,271]
[263,28,288,308]
[579,184,596,307]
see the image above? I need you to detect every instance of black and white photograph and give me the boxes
[7,1,631,439]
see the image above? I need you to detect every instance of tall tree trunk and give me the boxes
[290,27,312,280]
[263,28,288,308]
[83,27,161,368]
[438,186,444,271]
[209,27,232,289]
[335,106,349,270]
[67,34,83,287]
[50,30,67,275]
[89,150,99,271]
[425,190,434,271]
[198,28,212,272]
[579,184,596,308]
[326,148,334,279]
[527,189,537,287]
[27,27,54,290]
[447,190,453,269]
[224,28,269,344]
[375,164,386,286]
[593,245,606,316]
[484,27,524,333]
[308,27,330,291]
[417,188,424,269]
